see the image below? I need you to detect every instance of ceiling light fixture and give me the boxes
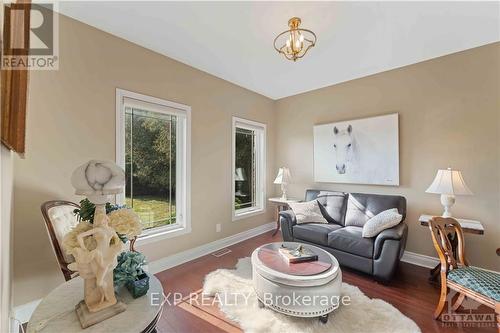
[273,17,316,62]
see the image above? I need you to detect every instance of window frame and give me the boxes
[116,88,191,244]
[232,116,266,221]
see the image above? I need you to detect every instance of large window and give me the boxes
[116,89,190,242]
[232,117,266,220]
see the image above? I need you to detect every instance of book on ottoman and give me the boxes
[279,244,318,263]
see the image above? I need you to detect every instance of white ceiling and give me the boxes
[58,1,500,100]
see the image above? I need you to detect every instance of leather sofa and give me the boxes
[279,189,407,281]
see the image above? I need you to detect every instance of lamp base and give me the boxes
[280,183,288,201]
[76,300,126,329]
[440,194,455,218]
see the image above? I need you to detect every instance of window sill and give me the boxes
[232,208,266,222]
[135,224,191,246]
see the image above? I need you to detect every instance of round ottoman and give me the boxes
[251,242,342,323]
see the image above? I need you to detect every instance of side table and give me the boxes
[268,197,301,236]
[419,214,484,282]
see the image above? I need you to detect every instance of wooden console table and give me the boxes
[419,214,484,282]
[268,197,301,236]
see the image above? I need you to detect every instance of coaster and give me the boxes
[75,300,127,329]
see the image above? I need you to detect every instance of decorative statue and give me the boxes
[69,205,123,312]
[65,160,128,327]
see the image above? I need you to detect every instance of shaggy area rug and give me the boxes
[203,257,421,333]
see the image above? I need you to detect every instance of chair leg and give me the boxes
[434,273,448,320]
[495,303,499,333]
[451,293,465,311]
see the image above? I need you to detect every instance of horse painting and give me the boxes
[313,113,399,186]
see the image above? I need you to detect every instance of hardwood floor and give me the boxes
[155,231,497,333]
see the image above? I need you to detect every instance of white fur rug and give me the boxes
[203,257,421,333]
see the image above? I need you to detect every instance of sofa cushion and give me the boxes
[288,200,328,224]
[293,223,343,246]
[328,226,374,258]
[316,191,348,225]
[345,193,406,227]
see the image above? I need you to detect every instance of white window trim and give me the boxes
[232,116,266,221]
[116,88,191,244]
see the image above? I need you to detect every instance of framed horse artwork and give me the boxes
[313,113,399,186]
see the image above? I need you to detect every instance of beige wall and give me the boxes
[12,15,276,306]
[275,43,500,271]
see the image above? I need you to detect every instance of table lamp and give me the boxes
[70,160,127,326]
[425,168,473,217]
[274,167,291,200]
[234,167,246,196]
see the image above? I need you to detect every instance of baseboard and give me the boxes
[148,221,275,273]
[401,250,499,273]
[401,251,439,269]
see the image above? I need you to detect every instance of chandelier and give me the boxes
[273,17,317,62]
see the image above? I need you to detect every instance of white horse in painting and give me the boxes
[331,124,395,183]
[332,124,360,175]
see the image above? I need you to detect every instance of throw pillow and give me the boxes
[288,200,328,224]
[345,194,376,227]
[316,191,347,225]
[362,208,403,238]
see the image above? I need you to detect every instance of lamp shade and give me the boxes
[235,168,246,181]
[71,160,125,196]
[274,167,291,185]
[425,168,473,196]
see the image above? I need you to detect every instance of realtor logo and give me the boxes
[2,1,59,70]
[441,290,496,329]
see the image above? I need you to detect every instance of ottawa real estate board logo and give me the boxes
[2,1,59,70]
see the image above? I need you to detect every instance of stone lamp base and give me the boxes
[76,300,126,329]
[440,194,456,218]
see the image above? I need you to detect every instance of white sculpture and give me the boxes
[67,160,127,327]
[68,207,123,312]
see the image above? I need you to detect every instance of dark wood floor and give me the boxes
[155,231,497,333]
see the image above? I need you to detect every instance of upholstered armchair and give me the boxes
[41,200,80,281]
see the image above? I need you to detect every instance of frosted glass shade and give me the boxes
[425,168,473,196]
[274,167,291,184]
[71,160,125,196]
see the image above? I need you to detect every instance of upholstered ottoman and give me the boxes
[251,242,342,323]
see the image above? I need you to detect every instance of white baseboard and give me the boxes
[401,251,439,269]
[401,250,499,274]
[149,221,275,273]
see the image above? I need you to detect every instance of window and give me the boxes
[116,89,191,242]
[232,117,266,220]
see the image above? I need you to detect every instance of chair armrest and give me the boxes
[373,222,408,259]
[279,210,296,241]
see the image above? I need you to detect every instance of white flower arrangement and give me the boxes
[63,203,143,256]
[62,221,96,255]
[108,208,143,238]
